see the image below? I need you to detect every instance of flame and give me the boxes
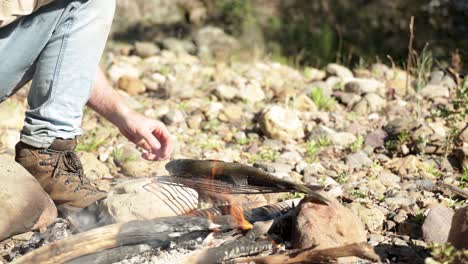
[211,161,253,231]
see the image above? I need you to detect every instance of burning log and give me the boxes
[185,198,301,222]
[185,220,275,264]
[12,216,222,264]
[231,242,381,264]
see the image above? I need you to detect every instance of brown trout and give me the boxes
[165,159,329,205]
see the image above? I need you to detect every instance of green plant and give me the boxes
[258,147,280,162]
[309,87,336,111]
[305,140,320,163]
[235,137,251,146]
[423,163,442,178]
[349,135,364,152]
[76,136,106,152]
[198,139,221,151]
[351,189,367,199]
[411,45,433,91]
[414,211,425,224]
[426,243,468,264]
[336,172,350,184]
[278,192,306,202]
[434,78,467,135]
[461,167,468,188]
[176,101,189,111]
[317,136,332,148]
[398,130,411,145]
[112,148,137,163]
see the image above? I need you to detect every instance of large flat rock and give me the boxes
[0,154,57,241]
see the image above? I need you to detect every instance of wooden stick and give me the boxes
[405,16,414,96]
[440,183,468,200]
[231,242,380,264]
[12,216,218,264]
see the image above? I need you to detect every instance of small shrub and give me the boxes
[349,135,364,152]
[309,87,336,111]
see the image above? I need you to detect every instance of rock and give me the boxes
[385,192,417,207]
[384,117,420,138]
[80,152,111,181]
[214,84,238,100]
[162,109,185,125]
[134,41,159,58]
[422,206,454,244]
[398,222,422,238]
[393,209,408,224]
[428,70,445,85]
[113,0,185,35]
[194,26,239,60]
[162,38,197,54]
[345,151,373,168]
[0,154,57,241]
[368,234,385,245]
[334,92,361,107]
[420,84,450,99]
[344,78,384,95]
[303,67,326,81]
[348,203,386,232]
[371,63,392,79]
[293,94,318,112]
[220,104,243,123]
[454,147,468,169]
[238,81,265,103]
[0,99,26,129]
[448,206,468,249]
[108,62,141,83]
[386,155,423,177]
[365,129,388,148]
[303,163,326,184]
[363,93,386,112]
[292,196,366,262]
[118,75,146,95]
[378,171,401,187]
[254,162,293,174]
[259,105,304,141]
[101,178,199,223]
[385,68,412,96]
[326,63,354,79]
[187,114,203,130]
[312,125,357,148]
[114,144,167,177]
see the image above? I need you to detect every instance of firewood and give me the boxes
[184,220,275,264]
[12,216,220,264]
[231,242,381,264]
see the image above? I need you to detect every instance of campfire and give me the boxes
[11,160,380,264]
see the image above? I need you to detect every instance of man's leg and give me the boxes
[23,0,115,147]
[1,0,116,209]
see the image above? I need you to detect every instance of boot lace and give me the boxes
[39,149,97,193]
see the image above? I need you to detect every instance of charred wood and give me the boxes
[12,217,220,264]
[231,242,381,264]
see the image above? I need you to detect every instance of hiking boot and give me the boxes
[15,138,107,209]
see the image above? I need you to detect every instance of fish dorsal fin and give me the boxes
[215,172,248,186]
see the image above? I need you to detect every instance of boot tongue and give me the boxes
[49,138,77,151]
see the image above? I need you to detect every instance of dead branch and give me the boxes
[12,217,219,264]
[405,16,414,95]
[231,242,381,264]
[440,183,468,200]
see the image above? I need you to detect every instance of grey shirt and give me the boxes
[0,0,55,27]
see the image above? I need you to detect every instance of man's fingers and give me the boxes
[152,125,173,159]
[142,129,162,152]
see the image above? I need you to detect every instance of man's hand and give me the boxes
[87,68,172,161]
[117,111,172,161]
